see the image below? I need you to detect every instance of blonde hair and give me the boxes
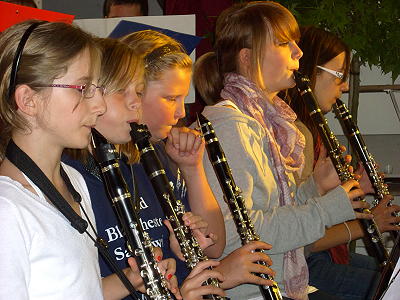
[120,30,192,85]
[194,1,299,104]
[0,20,101,160]
[66,38,143,164]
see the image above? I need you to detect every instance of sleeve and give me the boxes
[293,120,315,185]
[202,116,355,255]
[0,198,30,299]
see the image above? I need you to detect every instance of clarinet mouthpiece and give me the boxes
[293,70,311,90]
[129,122,152,144]
[90,128,118,163]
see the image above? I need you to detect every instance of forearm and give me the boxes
[102,268,142,300]
[180,165,226,258]
[310,220,364,252]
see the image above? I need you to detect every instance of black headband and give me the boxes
[8,22,43,101]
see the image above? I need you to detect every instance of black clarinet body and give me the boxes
[129,123,226,300]
[293,71,390,266]
[333,99,399,241]
[197,113,282,300]
[90,129,173,300]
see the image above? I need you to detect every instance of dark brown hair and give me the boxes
[288,26,350,146]
[103,0,148,17]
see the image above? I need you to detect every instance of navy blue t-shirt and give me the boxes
[64,144,191,300]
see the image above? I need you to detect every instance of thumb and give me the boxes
[127,257,139,272]
[163,219,174,235]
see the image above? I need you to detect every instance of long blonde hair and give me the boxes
[66,38,143,164]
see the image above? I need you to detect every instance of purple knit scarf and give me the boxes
[221,72,309,299]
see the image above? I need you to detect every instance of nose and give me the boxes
[127,95,142,122]
[92,90,107,116]
[175,98,186,120]
[340,80,349,92]
[291,41,303,60]
[127,88,141,108]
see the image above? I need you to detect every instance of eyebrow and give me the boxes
[76,76,92,83]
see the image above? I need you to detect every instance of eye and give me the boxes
[111,88,125,95]
[278,41,289,47]
[165,97,176,102]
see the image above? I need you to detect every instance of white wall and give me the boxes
[326,65,400,135]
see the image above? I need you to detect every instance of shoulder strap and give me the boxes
[5,140,141,300]
[6,140,87,233]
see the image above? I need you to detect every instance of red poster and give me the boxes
[0,1,74,32]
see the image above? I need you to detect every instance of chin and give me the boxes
[284,77,296,89]
[69,140,91,150]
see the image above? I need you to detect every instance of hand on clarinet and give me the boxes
[165,127,204,172]
[340,179,372,219]
[353,163,375,194]
[372,194,400,232]
[180,260,226,300]
[313,144,341,195]
[164,212,217,261]
[214,241,276,290]
[339,146,376,195]
[126,249,180,298]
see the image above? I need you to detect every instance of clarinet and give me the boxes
[197,113,283,300]
[333,99,399,241]
[293,71,390,266]
[129,122,226,300]
[90,129,173,300]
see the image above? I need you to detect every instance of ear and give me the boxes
[238,48,252,77]
[14,84,39,117]
[238,48,251,67]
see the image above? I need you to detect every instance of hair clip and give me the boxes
[144,44,180,68]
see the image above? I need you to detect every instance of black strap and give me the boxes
[5,140,141,299]
[6,140,88,233]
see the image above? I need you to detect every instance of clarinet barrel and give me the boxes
[197,113,282,300]
[293,71,390,267]
[129,122,226,300]
[91,129,173,300]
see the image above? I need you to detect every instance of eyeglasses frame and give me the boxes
[316,65,344,80]
[36,83,106,99]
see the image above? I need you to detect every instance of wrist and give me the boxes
[179,164,204,179]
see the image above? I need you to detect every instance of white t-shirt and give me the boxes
[0,164,103,300]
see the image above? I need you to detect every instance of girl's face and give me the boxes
[37,48,106,150]
[314,52,349,113]
[261,39,303,95]
[95,80,142,144]
[141,67,191,141]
